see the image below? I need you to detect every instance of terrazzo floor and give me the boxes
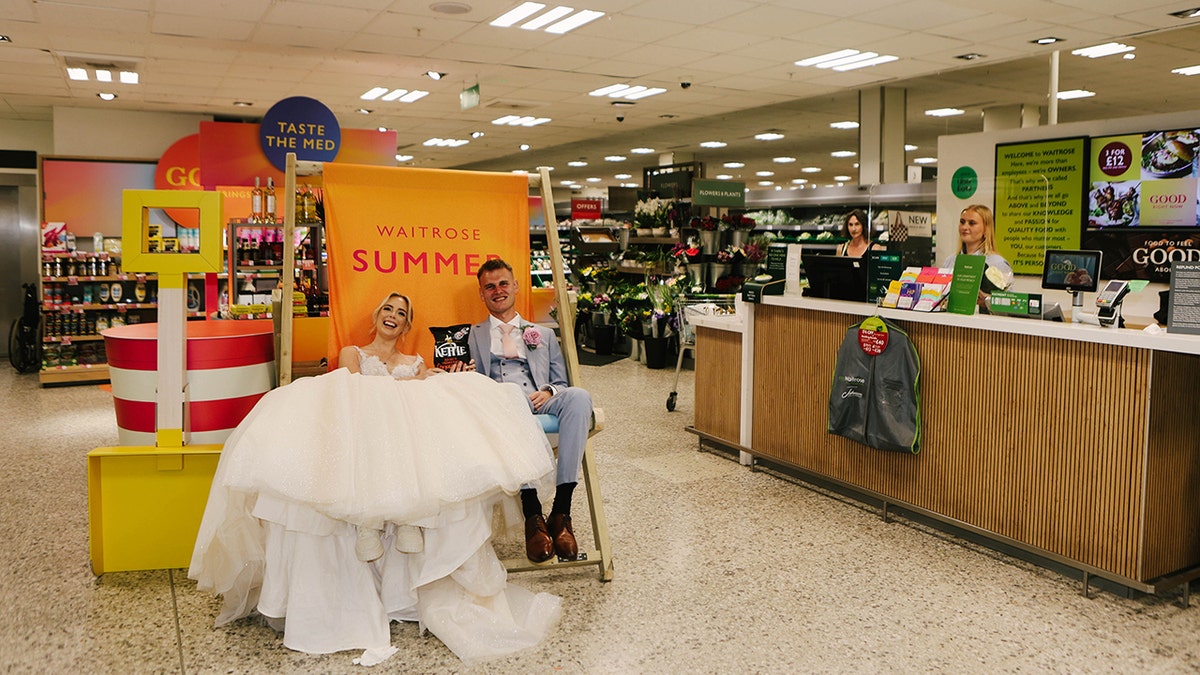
[3,354,1200,673]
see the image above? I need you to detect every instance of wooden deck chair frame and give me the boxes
[274,157,613,582]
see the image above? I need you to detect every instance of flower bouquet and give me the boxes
[634,198,672,234]
[715,245,742,264]
[670,240,702,265]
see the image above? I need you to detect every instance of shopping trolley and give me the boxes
[666,294,737,411]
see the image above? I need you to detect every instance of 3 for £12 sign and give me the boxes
[260,96,341,171]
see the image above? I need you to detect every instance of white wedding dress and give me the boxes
[188,355,562,664]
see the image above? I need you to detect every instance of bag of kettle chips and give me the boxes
[430,324,471,369]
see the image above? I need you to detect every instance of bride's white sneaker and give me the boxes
[394,524,424,554]
[356,527,385,562]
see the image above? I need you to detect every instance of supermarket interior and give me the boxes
[6,1,1200,672]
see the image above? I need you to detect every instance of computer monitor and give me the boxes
[1041,249,1102,293]
[802,253,869,302]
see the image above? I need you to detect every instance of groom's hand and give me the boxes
[446,359,476,373]
[529,390,551,411]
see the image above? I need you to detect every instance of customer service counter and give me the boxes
[689,293,1200,593]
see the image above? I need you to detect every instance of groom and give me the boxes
[469,258,593,563]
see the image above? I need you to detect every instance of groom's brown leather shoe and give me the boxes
[547,513,578,561]
[524,514,554,563]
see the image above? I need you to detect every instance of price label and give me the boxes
[1099,141,1132,177]
[858,327,889,356]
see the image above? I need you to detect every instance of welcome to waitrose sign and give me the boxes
[693,179,745,207]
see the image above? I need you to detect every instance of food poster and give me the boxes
[1080,228,1200,282]
[993,137,1087,275]
[1088,130,1200,228]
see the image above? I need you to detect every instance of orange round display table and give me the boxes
[102,320,276,445]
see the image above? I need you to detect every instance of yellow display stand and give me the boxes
[87,445,221,574]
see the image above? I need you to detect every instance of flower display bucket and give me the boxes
[730,229,750,248]
[699,230,718,254]
[709,262,731,283]
[643,336,670,369]
[593,324,616,355]
[686,264,705,289]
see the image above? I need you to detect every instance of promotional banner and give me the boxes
[1088,129,1200,228]
[323,165,532,367]
[1081,228,1200,282]
[994,137,1088,275]
[888,209,934,268]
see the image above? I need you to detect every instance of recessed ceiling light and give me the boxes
[791,178,808,184]
[568,160,587,167]
[1072,42,1134,58]
[630,147,655,154]
[395,154,414,161]
[560,180,574,186]
[755,170,774,177]
[914,157,937,164]
[357,108,372,114]
[1056,89,1095,100]
[97,92,116,101]
[699,141,726,148]
[955,53,985,61]
[757,181,774,186]
[659,114,678,119]
[425,71,446,80]
[830,121,859,130]
[755,132,784,141]
[604,155,626,162]
[520,144,531,151]
[834,175,852,181]
[0,35,10,43]
[831,150,856,158]
[620,183,638,188]
[1169,7,1200,19]
[586,177,601,182]
[905,144,917,151]
[925,107,964,117]
[377,126,388,132]
[614,173,632,179]
[1033,37,1063,45]
[1172,64,1200,76]
[801,167,820,173]
[471,131,485,138]
[361,87,388,100]
[233,101,253,107]
[773,157,796,164]
[715,174,732,180]
[724,162,744,168]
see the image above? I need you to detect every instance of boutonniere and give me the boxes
[521,324,542,350]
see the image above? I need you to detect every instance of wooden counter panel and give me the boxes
[751,304,1153,579]
[1142,351,1200,580]
[694,326,741,444]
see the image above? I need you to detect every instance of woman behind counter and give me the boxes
[836,209,884,257]
[941,204,1013,307]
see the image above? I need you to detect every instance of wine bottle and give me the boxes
[251,177,265,223]
[265,177,276,224]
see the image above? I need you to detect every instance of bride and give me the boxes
[189,292,562,665]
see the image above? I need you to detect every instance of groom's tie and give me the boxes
[500,324,519,359]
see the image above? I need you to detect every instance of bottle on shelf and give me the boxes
[265,177,277,224]
[251,177,265,223]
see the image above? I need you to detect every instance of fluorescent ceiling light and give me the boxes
[905,144,918,151]
[612,85,647,98]
[604,155,626,162]
[521,5,573,30]
[119,71,138,84]
[621,183,638,188]
[1172,64,1200,76]
[398,90,429,103]
[755,170,774,177]
[1072,42,1134,58]
[67,67,87,81]
[715,174,732,180]
[817,51,878,69]
[95,69,112,82]
[546,9,604,34]
[834,54,898,71]
[791,178,808,184]
[630,147,655,154]
[395,154,414,161]
[724,162,744,168]
[491,2,545,27]
[914,157,937,164]
[567,160,587,167]
[626,87,666,100]
[773,157,796,164]
[589,84,627,96]
[757,181,774,186]
[830,121,859,130]
[361,87,388,100]
[590,83,666,100]
[380,89,407,101]
[423,138,470,147]
[755,132,784,141]
[831,150,857,158]
[586,177,601,182]
[699,141,726,148]
[560,180,574,186]
[492,115,551,127]
[795,49,859,67]
[925,107,965,117]
[1056,89,1095,100]
[614,173,632,179]
[801,166,821,173]
[834,175,852,181]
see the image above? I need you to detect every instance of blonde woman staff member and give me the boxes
[941,204,1013,309]
[836,209,884,257]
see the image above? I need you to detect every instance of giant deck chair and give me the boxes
[275,157,612,581]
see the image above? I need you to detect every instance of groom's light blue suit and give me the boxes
[469,319,592,486]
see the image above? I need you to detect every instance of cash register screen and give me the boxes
[802,253,869,302]
[1041,249,1102,293]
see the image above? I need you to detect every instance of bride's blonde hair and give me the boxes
[370,292,413,335]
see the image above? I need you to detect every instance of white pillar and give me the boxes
[858,86,907,186]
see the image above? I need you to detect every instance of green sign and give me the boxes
[987,290,1043,317]
[460,84,480,111]
[951,166,978,199]
[692,179,745,207]
[994,137,1087,275]
[946,254,985,315]
[867,251,903,302]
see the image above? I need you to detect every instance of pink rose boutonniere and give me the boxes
[521,325,542,350]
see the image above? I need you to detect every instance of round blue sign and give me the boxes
[260,96,341,171]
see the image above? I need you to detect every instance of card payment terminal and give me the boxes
[1095,280,1130,327]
